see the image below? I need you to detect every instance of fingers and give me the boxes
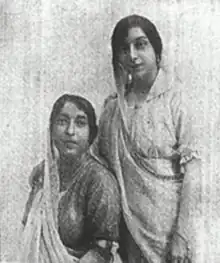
[114,62,125,79]
[116,62,126,74]
[115,62,130,87]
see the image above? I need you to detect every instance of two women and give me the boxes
[20,94,121,263]
[91,14,201,263]
[21,14,201,263]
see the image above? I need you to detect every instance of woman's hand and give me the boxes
[167,232,191,263]
[114,63,132,95]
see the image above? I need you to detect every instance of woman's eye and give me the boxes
[76,120,87,127]
[56,118,68,126]
[136,41,147,49]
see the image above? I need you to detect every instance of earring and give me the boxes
[156,56,160,66]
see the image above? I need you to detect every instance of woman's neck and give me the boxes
[125,70,158,108]
[125,69,159,108]
[58,153,86,192]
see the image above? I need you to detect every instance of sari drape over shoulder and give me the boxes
[19,133,77,263]
[19,130,121,263]
[90,70,201,263]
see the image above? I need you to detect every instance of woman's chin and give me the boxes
[132,70,146,81]
[61,150,79,160]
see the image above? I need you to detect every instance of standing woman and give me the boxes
[91,15,201,263]
[20,94,121,263]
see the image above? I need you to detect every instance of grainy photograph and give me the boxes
[0,0,220,262]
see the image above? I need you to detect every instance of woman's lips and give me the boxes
[132,64,143,70]
[64,141,78,149]
[128,64,143,73]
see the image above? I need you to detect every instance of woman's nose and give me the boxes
[66,120,75,135]
[130,45,138,61]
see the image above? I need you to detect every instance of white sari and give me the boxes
[19,131,78,263]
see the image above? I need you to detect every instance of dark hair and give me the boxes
[111,14,163,74]
[50,94,98,145]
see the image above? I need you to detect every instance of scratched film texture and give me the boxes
[0,0,220,262]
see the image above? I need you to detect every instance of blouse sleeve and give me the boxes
[86,168,120,242]
[81,167,121,263]
[171,88,201,166]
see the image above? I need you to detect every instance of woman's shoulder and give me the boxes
[84,153,118,189]
[163,79,188,108]
[99,93,118,127]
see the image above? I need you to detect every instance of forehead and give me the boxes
[126,27,147,43]
[59,102,87,118]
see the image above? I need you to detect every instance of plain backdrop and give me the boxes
[0,0,220,262]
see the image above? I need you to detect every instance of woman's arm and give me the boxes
[170,89,203,262]
[79,167,121,263]
[169,158,202,263]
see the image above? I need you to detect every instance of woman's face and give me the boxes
[118,27,158,81]
[52,102,90,159]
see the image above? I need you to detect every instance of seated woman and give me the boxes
[20,94,121,263]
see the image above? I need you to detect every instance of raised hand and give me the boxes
[114,62,132,96]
